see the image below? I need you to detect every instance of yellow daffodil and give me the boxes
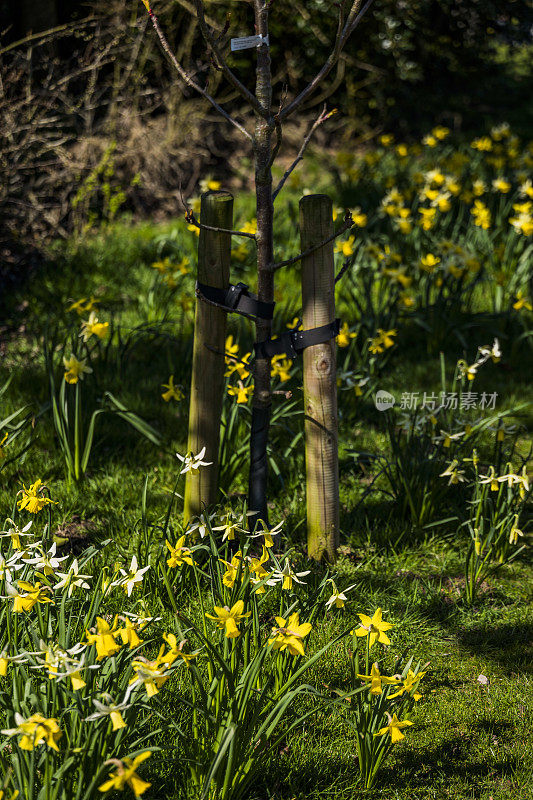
[368,328,397,354]
[418,207,437,230]
[117,618,144,650]
[129,657,170,697]
[98,752,151,797]
[166,536,194,568]
[374,713,413,743]
[63,354,93,384]
[357,662,400,695]
[12,581,54,613]
[161,375,184,402]
[353,608,393,648]
[67,297,98,315]
[219,550,243,589]
[86,616,122,660]
[513,291,532,311]
[17,479,56,513]
[336,322,357,348]
[271,356,293,382]
[388,668,426,701]
[160,633,197,667]
[2,713,61,752]
[268,613,312,657]
[205,600,250,639]
[492,177,511,193]
[470,200,491,230]
[228,383,253,403]
[80,311,109,341]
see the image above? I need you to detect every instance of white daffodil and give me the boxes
[119,556,150,597]
[0,519,33,550]
[54,559,91,597]
[186,512,216,539]
[478,338,501,362]
[271,559,310,590]
[26,543,69,576]
[0,552,25,583]
[325,580,357,609]
[176,446,213,474]
[439,460,466,485]
[85,693,133,731]
[31,641,96,690]
[212,512,246,542]
[249,518,283,548]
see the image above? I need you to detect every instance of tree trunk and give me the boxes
[248,0,274,530]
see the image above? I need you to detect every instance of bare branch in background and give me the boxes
[273,104,336,202]
[145,4,253,140]
[279,0,374,120]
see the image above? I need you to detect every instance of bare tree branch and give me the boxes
[185,209,258,240]
[143,3,253,140]
[272,104,336,202]
[279,0,374,121]
[268,212,354,272]
[193,0,266,117]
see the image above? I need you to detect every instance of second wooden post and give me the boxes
[300,194,340,562]
[184,190,233,523]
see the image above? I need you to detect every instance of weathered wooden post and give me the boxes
[184,190,233,523]
[300,194,340,562]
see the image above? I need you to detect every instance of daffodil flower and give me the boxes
[159,634,198,667]
[63,354,93,384]
[268,613,312,657]
[17,480,57,514]
[161,375,184,402]
[86,616,122,660]
[353,608,393,648]
[98,752,152,798]
[11,580,54,613]
[325,580,356,609]
[357,662,400,695]
[271,559,310,590]
[80,311,109,341]
[176,446,213,474]
[336,322,357,348]
[86,694,133,731]
[373,712,413,743]
[26,543,68,576]
[387,668,426,701]
[166,536,194,568]
[119,556,150,597]
[129,656,170,697]
[54,559,91,597]
[205,600,250,639]
[2,713,62,752]
[219,551,243,589]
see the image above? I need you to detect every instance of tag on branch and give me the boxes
[231,35,270,51]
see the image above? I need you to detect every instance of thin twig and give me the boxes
[143,4,253,140]
[272,103,336,201]
[268,212,354,272]
[193,0,265,117]
[185,209,257,241]
[279,0,374,120]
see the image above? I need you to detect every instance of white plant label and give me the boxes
[230,34,269,51]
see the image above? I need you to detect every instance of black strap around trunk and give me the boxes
[196,281,275,320]
[254,319,340,360]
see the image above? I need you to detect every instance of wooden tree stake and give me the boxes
[184,190,233,523]
[300,194,340,562]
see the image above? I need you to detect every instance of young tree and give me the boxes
[141,0,373,529]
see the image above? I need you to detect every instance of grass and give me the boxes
[1,141,532,798]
